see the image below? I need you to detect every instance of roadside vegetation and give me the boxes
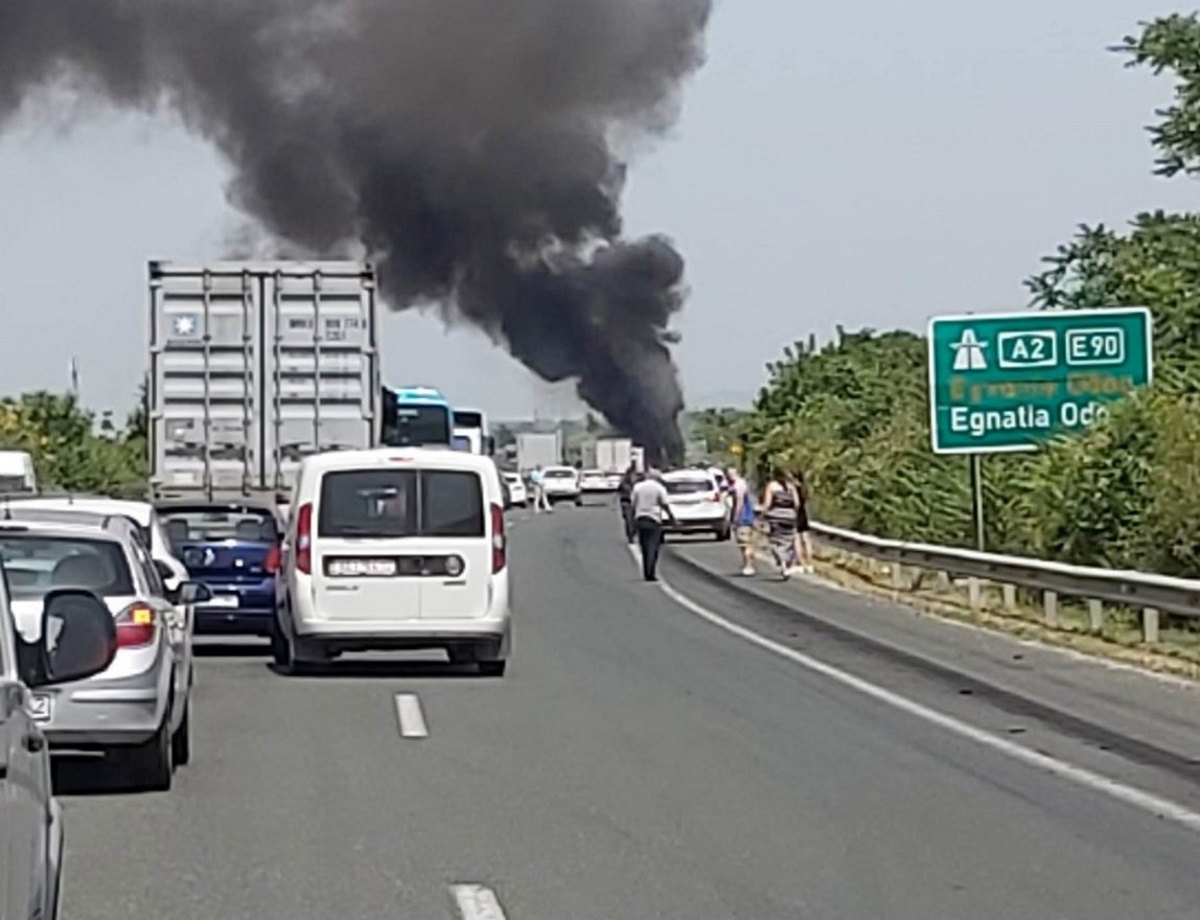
[0,390,147,498]
[731,14,1200,578]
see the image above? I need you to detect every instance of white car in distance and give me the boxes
[578,469,611,493]
[539,466,582,506]
[501,472,528,508]
[661,469,732,541]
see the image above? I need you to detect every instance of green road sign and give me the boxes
[927,307,1153,455]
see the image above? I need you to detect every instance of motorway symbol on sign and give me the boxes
[927,307,1153,455]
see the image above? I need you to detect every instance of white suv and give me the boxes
[274,448,511,676]
[540,466,582,505]
[661,470,732,541]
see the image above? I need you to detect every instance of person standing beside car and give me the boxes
[726,466,757,576]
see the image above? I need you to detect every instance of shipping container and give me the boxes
[595,437,633,474]
[516,431,561,471]
[148,261,380,499]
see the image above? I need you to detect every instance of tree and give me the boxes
[0,391,147,496]
[731,14,1200,573]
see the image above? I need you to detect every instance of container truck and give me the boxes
[147,261,381,501]
[595,437,633,474]
[516,431,561,471]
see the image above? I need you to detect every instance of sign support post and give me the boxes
[969,453,985,551]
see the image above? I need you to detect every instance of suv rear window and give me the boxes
[160,507,280,545]
[318,470,485,538]
[0,535,135,600]
[665,478,714,495]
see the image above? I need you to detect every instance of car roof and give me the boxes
[300,447,501,477]
[5,495,154,525]
[663,469,716,482]
[0,519,127,542]
[155,499,282,518]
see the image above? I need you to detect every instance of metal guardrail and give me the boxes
[808,522,1200,643]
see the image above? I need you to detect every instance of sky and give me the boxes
[0,0,1195,422]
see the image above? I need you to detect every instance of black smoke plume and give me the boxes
[0,0,712,463]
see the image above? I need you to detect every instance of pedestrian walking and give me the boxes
[790,468,815,574]
[726,466,757,576]
[529,466,552,513]
[760,467,801,579]
[617,461,638,543]
[630,468,676,581]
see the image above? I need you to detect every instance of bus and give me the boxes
[380,386,455,447]
[452,409,494,456]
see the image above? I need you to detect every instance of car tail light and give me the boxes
[296,503,313,575]
[115,604,157,649]
[490,503,506,572]
[710,492,723,503]
[264,543,281,574]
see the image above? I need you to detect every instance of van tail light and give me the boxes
[264,543,281,574]
[115,604,157,649]
[490,503,506,573]
[296,503,314,575]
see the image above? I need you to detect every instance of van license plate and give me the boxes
[328,558,398,577]
[28,694,51,722]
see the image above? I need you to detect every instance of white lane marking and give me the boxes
[632,546,1200,834]
[451,884,507,920]
[394,693,428,738]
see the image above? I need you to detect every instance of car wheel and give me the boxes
[172,699,192,766]
[271,616,314,675]
[715,526,731,542]
[122,712,174,792]
[479,659,507,677]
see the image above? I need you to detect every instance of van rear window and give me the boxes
[318,470,484,538]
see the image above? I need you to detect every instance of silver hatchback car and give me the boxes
[0,518,210,791]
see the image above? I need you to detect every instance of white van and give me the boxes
[273,448,511,676]
[0,450,37,493]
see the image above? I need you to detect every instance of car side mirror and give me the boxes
[22,589,118,689]
[166,581,212,606]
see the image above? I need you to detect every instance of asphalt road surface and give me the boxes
[54,500,1200,920]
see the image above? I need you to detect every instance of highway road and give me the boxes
[54,500,1200,920]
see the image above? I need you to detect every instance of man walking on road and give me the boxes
[630,468,676,582]
[617,461,638,542]
[529,466,552,513]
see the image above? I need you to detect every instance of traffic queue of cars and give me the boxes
[0,445,512,920]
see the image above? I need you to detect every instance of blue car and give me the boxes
[156,500,283,637]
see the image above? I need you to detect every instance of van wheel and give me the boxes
[270,620,309,675]
[171,700,191,766]
[121,713,174,791]
[479,660,507,677]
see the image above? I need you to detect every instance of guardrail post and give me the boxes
[890,563,904,594]
[967,578,982,611]
[1043,591,1059,627]
[1088,599,1104,633]
[1142,607,1160,644]
[1002,583,1016,610]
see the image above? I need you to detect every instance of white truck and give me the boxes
[516,431,561,472]
[147,261,381,501]
[595,437,633,474]
[0,450,37,493]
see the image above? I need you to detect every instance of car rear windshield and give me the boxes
[665,479,714,495]
[0,535,134,600]
[160,507,280,545]
[543,469,575,479]
[318,470,485,539]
